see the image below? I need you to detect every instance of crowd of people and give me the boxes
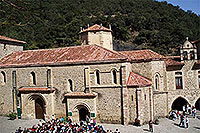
[15,116,120,133]
[169,104,197,129]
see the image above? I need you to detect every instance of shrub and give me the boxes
[8,112,16,120]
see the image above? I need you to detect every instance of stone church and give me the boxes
[0,24,200,125]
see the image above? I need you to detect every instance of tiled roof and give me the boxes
[0,35,26,44]
[127,72,152,87]
[80,24,112,33]
[119,49,165,62]
[164,59,183,67]
[64,92,97,97]
[18,87,55,92]
[0,44,127,67]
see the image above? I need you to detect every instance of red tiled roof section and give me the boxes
[64,92,97,97]
[0,45,127,67]
[0,35,26,44]
[18,87,55,92]
[164,59,183,67]
[80,24,112,33]
[127,72,152,87]
[119,49,165,61]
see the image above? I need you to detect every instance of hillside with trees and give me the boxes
[0,0,199,55]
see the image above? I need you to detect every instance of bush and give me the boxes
[8,112,16,120]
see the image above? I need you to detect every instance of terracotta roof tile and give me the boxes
[164,59,183,67]
[127,72,152,87]
[18,87,55,92]
[119,49,165,61]
[80,24,112,33]
[0,44,127,67]
[64,92,97,97]
[0,35,26,44]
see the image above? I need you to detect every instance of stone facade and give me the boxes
[0,26,200,126]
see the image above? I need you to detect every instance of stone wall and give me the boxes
[0,43,23,59]
[153,92,168,118]
[93,87,122,124]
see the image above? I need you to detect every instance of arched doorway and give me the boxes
[77,105,89,121]
[171,97,188,111]
[35,97,45,119]
[195,98,200,110]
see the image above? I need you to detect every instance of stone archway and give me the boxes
[195,98,200,110]
[77,105,90,121]
[171,97,188,111]
[27,94,46,120]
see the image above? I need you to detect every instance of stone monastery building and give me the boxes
[0,24,200,125]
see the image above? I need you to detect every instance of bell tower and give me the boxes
[180,37,197,61]
[79,24,113,50]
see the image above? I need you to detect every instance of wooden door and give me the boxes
[35,98,44,119]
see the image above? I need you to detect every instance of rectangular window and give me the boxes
[176,77,183,89]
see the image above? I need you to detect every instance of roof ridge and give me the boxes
[0,35,26,44]
[12,44,91,54]
[131,72,152,82]
[93,44,127,58]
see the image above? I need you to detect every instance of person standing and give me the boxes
[149,120,153,132]
[185,116,189,129]
[183,105,186,116]
[193,107,196,118]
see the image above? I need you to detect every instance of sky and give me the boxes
[156,0,200,15]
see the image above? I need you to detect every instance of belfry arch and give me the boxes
[171,97,188,111]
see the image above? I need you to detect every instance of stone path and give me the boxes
[0,116,200,133]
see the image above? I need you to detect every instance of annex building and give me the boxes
[0,24,200,125]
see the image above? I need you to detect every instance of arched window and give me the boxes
[68,79,73,92]
[1,71,6,84]
[95,70,100,85]
[190,51,195,60]
[155,74,159,90]
[183,51,188,60]
[112,69,117,84]
[31,72,36,85]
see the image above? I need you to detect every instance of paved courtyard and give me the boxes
[0,116,200,133]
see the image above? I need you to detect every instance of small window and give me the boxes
[30,72,36,85]
[96,70,100,85]
[3,44,6,50]
[112,69,117,84]
[175,77,183,89]
[68,79,73,92]
[155,75,159,90]
[1,71,6,84]
[183,51,188,60]
[175,72,183,89]
[131,95,134,101]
